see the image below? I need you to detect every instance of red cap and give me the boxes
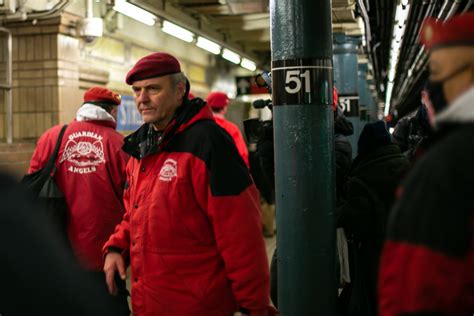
[420,12,474,50]
[83,87,121,105]
[206,92,229,110]
[126,52,181,85]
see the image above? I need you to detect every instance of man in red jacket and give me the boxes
[378,12,474,316]
[29,86,130,314]
[207,91,250,167]
[103,52,276,316]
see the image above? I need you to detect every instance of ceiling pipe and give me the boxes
[85,0,93,19]
[26,0,70,20]
[445,0,462,19]
[462,0,473,12]
[357,0,381,102]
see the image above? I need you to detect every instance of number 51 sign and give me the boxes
[272,58,333,106]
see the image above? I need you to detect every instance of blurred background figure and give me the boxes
[207,91,249,168]
[0,172,123,316]
[334,87,355,202]
[337,121,409,316]
[379,12,474,316]
[27,87,130,314]
[392,84,433,162]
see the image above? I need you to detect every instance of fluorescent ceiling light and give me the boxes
[395,3,410,24]
[196,36,221,55]
[222,48,240,64]
[113,0,156,26]
[384,82,394,116]
[385,2,411,115]
[162,21,194,43]
[241,58,256,71]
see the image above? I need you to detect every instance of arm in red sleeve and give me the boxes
[28,126,61,174]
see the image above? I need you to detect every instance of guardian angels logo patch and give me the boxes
[159,159,178,182]
[60,131,105,174]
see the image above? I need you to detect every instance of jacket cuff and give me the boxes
[102,246,127,261]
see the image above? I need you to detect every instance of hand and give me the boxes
[103,252,126,295]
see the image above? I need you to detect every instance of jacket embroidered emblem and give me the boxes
[60,131,106,174]
[159,158,178,181]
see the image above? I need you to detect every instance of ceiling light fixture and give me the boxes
[113,0,156,26]
[162,20,194,43]
[196,36,221,55]
[384,1,410,117]
[384,82,394,116]
[222,48,240,64]
[240,58,256,71]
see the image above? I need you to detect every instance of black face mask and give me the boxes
[425,80,447,113]
[426,63,471,113]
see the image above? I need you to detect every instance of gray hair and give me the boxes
[170,72,188,90]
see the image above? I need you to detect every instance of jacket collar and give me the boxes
[123,98,212,159]
[434,86,474,127]
[76,103,116,123]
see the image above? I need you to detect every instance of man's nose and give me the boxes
[135,89,150,103]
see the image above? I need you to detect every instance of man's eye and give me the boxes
[148,87,160,94]
[132,87,141,93]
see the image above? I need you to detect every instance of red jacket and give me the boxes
[104,100,275,316]
[29,116,129,271]
[214,115,249,168]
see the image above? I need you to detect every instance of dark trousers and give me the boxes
[89,271,131,315]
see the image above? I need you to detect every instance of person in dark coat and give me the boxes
[378,12,474,316]
[392,87,433,162]
[337,121,410,316]
[334,105,354,201]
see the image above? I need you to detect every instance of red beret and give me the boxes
[206,92,229,110]
[420,12,474,50]
[126,52,181,85]
[83,87,121,105]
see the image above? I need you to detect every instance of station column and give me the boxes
[333,33,360,155]
[270,0,336,314]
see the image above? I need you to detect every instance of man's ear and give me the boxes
[177,81,186,100]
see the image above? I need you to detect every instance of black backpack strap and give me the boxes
[44,124,68,176]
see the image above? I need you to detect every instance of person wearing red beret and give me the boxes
[28,86,130,314]
[207,91,250,168]
[102,52,277,316]
[378,12,474,316]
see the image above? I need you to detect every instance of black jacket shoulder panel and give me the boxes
[166,119,252,196]
[388,124,474,257]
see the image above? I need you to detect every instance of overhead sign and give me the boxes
[116,95,143,132]
[236,76,269,96]
[272,58,333,106]
[339,95,360,117]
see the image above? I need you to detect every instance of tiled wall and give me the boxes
[0,14,89,142]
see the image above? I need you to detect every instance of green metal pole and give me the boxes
[270,0,336,314]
